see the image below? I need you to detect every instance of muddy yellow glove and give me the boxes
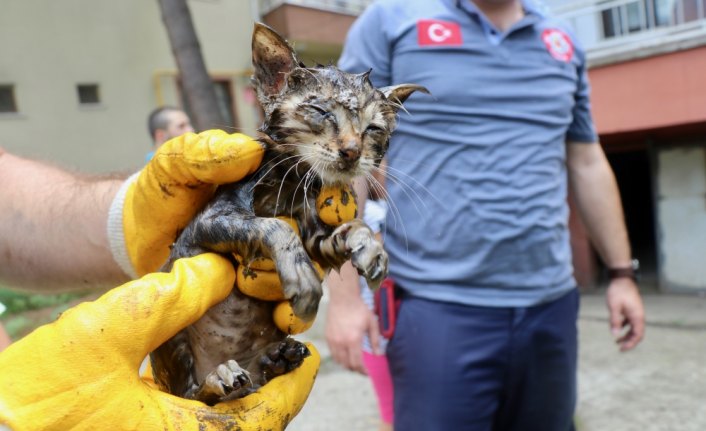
[109,130,264,277]
[0,254,319,431]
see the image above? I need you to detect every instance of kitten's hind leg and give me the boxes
[188,360,254,405]
[150,330,200,399]
[256,338,311,383]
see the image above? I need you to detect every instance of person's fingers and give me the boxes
[154,343,321,430]
[343,337,367,375]
[155,130,264,185]
[619,311,645,351]
[124,131,264,275]
[607,302,625,338]
[68,254,235,363]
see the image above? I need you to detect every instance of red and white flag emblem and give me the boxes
[542,29,574,62]
[418,20,462,46]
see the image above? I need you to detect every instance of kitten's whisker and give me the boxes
[286,154,320,218]
[363,172,410,251]
[290,159,313,217]
[301,162,321,219]
[251,154,303,190]
[274,155,307,214]
[382,165,443,210]
[382,171,430,219]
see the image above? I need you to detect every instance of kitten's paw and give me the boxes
[193,359,253,405]
[348,228,388,290]
[330,222,388,290]
[277,253,322,321]
[259,338,311,382]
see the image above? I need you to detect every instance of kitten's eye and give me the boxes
[365,124,385,134]
[302,103,329,116]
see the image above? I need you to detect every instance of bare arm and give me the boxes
[0,150,129,292]
[566,142,645,351]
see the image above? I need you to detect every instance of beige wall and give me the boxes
[0,0,258,173]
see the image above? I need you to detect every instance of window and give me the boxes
[212,80,236,129]
[77,84,100,104]
[0,85,18,113]
[601,0,706,38]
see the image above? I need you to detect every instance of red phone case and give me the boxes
[374,278,398,339]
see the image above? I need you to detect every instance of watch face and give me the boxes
[631,259,640,271]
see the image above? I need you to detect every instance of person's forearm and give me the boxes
[0,150,129,291]
[327,261,364,303]
[567,143,632,267]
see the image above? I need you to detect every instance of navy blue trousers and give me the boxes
[387,289,579,431]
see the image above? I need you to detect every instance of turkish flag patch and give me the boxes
[542,29,574,62]
[417,20,463,46]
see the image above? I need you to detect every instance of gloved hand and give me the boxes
[0,254,319,431]
[109,130,264,278]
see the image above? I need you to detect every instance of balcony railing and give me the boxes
[550,0,706,65]
[258,0,373,16]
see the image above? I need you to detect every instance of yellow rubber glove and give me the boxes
[0,254,319,431]
[110,130,264,277]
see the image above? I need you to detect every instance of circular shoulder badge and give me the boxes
[541,28,574,63]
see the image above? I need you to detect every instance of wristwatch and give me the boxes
[607,259,640,281]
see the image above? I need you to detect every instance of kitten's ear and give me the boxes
[252,22,298,96]
[381,84,430,107]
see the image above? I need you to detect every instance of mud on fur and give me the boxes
[150,23,427,405]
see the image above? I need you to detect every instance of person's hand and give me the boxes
[605,277,645,351]
[111,130,264,277]
[0,254,319,431]
[325,262,381,375]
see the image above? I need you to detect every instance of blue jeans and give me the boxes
[387,289,579,431]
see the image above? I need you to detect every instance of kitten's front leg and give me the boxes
[191,214,323,320]
[317,219,388,290]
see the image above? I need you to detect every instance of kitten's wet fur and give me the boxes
[150,23,426,405]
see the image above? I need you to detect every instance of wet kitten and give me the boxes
[150,23,426,405]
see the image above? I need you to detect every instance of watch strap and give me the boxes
[607,259,639,281]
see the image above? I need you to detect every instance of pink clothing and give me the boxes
[363,351,394,424]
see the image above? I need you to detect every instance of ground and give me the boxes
[3,288,705,430]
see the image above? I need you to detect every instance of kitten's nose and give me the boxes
[339,140,360,163]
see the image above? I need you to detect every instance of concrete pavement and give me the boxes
[288,289,706,430]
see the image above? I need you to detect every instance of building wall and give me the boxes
[587,42,706,292]
[589,45,706,136]
[656,145,706,291]
[0,0,258,174]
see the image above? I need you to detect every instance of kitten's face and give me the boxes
[263,67,397,183]
[251,23,426,184]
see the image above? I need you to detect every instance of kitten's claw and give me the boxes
[329,220,388,290]
[277,257,322,321]
[192,359,253,405]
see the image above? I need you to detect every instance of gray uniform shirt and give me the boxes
[339,0,597,307]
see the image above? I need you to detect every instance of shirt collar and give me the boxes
[453,0,544,40]
[454,0,546,19]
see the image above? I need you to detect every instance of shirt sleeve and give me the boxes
[566,48,598,143]
[338,3,393,88]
